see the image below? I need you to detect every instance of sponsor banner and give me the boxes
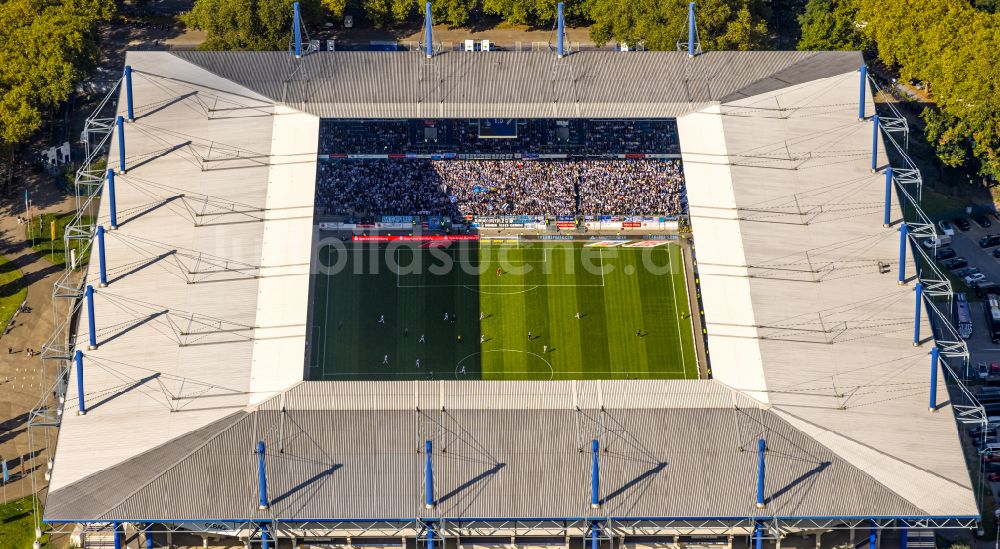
[555,215,576,222]
[381,216,417,224]
[624,153,646,159]
[622,221,642,228]
[458,153,513,160]
[348,154,389,159]
[375,223,411,229]
[319,222,356,230]
[352,235,479,242]
[588,235,629,240]
[623,240,668,248]
[536,235,574,241]
[584,240,628,247]
[388,154,406,159]
[557,222,576,229]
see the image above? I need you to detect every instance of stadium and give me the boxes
[26,3,985,548]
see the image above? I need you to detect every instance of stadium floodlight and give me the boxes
[557,3,565,58]
[755,438,766,508]
[97,226,108,288]
[107,169,118,229]
[124,65,134,121]
[913,282,924,346]
[930,346,940,411]
[74,350,86,416]
[859,64,867,120]
[293,2,302,59]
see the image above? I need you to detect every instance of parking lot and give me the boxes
[927,215,1000,376]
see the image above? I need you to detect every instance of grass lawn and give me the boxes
[308,241,698,381]
[0,497,48,548]
[0,255,27,331]
[24,212,91,268]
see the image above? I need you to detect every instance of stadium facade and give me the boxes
[33,44,981,548]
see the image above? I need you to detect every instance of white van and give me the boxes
[922,235,952,249]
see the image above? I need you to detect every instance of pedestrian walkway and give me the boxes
[0,187,76,504]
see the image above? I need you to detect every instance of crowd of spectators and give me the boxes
[315,159,686,218]
[577,160,686,216]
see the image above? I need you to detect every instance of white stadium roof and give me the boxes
[43,49,977,524]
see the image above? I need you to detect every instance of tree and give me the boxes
[848,0,1000,179]
[0,0,114,147]
[588,0,769,51]
[922,107,969,169]
[182,0,326,50]
[797,0,868,50]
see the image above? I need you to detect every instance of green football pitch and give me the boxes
[307,241,698,380]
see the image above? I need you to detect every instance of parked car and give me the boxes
[976,282,1000,297]
[924,235,953,249]
[938,220,956,236]
[976,215,994,228]
[942,257,968,269]
[954,217,972,231]
[956,267,981,278]
[980,234,1000,248]
[935,247,957,260]
[965,273,988,285]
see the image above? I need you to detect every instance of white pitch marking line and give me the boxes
[454,349,554,380]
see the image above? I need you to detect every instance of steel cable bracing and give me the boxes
[134,70,275,116]
[108,231,261,281]
[121,173,266,224]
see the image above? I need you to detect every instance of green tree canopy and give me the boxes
[855,0,1000,178]
[0,0,114,146]
[796,0,869,50]
[589,0,768,50]
[182,0,326,49]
